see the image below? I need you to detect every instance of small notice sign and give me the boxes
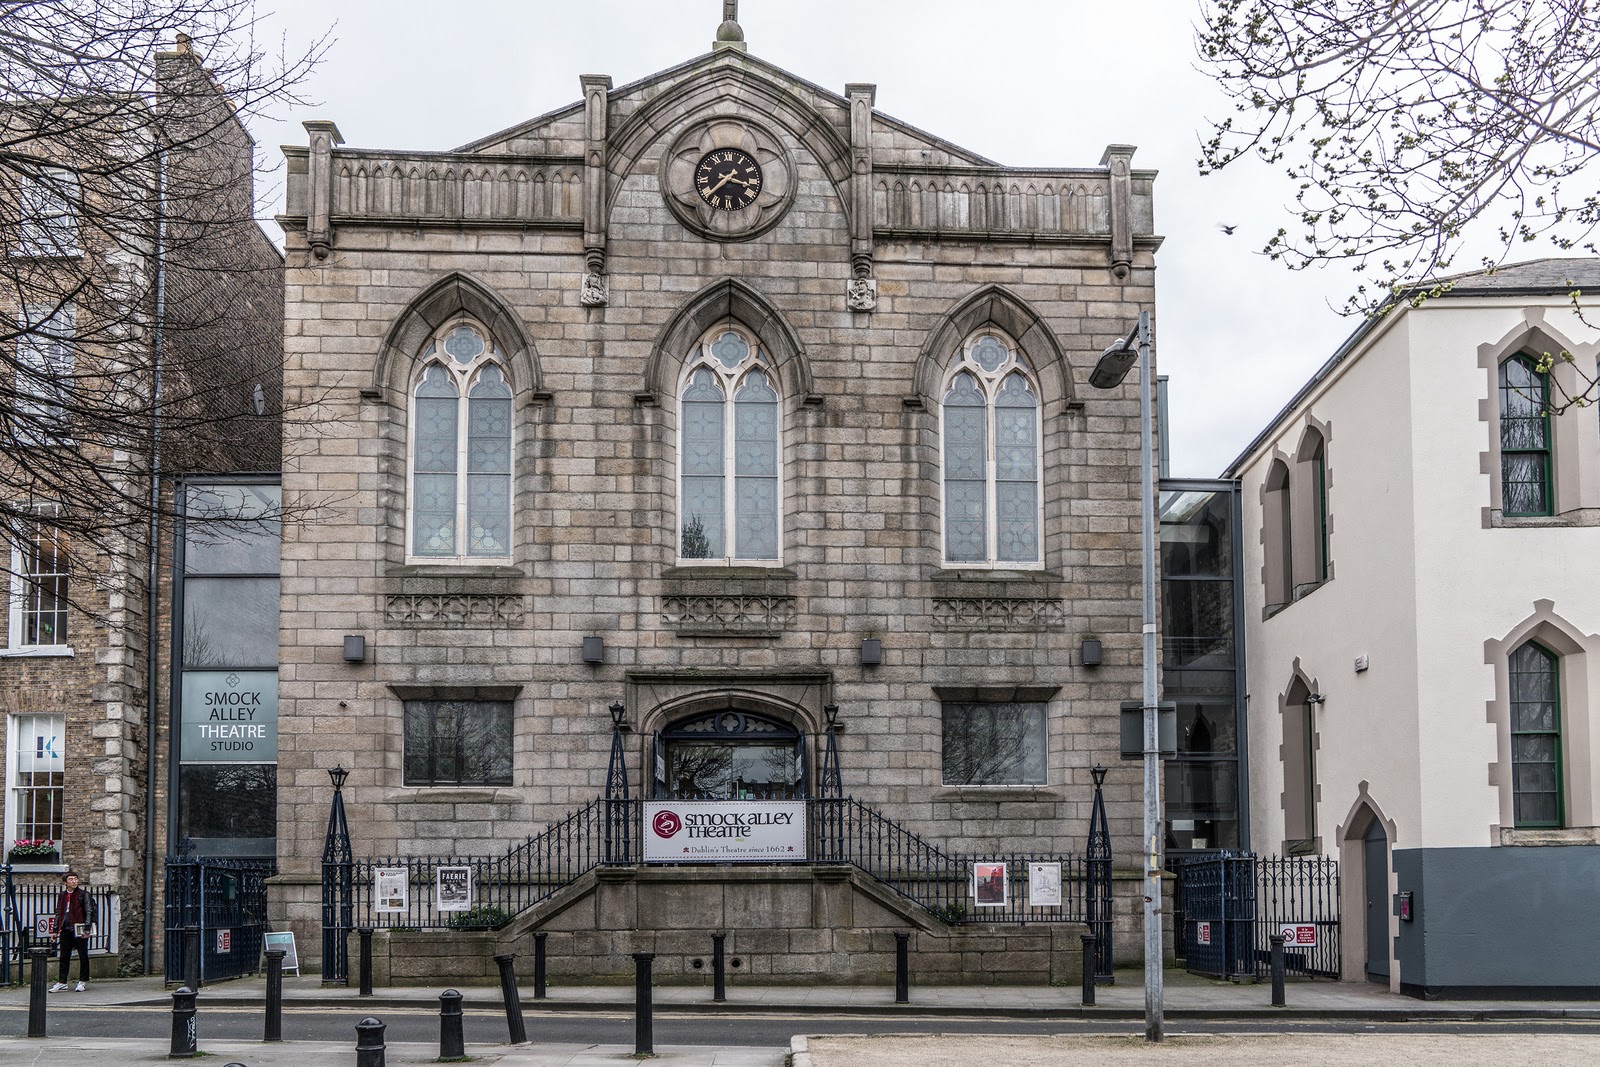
[1027,862,1062,907]
[374,867,408,914]
[437,866,473,912]
[216,929,232,954]
[1280,923,1317,947]
[1196,921,1212,946]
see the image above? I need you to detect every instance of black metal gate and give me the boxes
[163,855,275,985]
[1178,852,1339,981]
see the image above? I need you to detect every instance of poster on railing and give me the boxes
[1028,862,1062,907]
[643,800,807,862]
[374,867,408,913]
[436,866,473,912]
[973,861,1008,907]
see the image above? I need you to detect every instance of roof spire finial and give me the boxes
[715,0,747,52]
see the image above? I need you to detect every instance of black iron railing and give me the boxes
[163,856,274,984]
[348,797,1098,932]
[0,871,119,986]
[1178,852,1340,981]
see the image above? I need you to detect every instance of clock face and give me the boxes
[694,148,763,211]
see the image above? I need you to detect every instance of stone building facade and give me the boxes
[273,16,1160,981]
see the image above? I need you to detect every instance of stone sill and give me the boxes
[0,645,74,658]
[662,566,796,581]
[933,786,1063,802]
[1499,826,1600,846]
[4,863,67,874]
[1491,508,1600,529]
[388,564,524,579]
[932,568,1061,583]
[382,788,520,804]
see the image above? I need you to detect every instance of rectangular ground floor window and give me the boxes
[404,699,513,786]
[6,713,64,849]
[941,701,1046,785]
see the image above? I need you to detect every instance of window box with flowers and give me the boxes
[7,839,59,865]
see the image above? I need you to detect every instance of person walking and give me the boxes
[49,870,97,992]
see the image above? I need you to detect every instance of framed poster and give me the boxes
[262,931,299,975]
[1027,862,1062,907]
[374,867,408,914]
[436,866,473,912]
[973,861,1008,907]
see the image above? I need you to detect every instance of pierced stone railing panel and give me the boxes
[662,594,797,635]
[932,597,1067,631]
[873,168,1111,238]
[384,594,527,627]
[331,152,585,225]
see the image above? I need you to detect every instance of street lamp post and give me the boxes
[321,764,353,986]
[605,701,630,863]
[1090,310,1164,1042]
[820,703,842,799]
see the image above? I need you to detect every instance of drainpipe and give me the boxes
[141,144,167,976]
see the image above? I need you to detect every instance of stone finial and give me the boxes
[715,0,746,51]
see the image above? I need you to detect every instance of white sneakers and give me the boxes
[49,982,67,992]
[75,981,87,992]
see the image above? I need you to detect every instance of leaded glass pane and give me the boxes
[735,476,778,559]
[1509,641,1562,827]
[970,334,1008,372]
[468,369,512,475]
[710,331,750,368]
[996,481,1038,562]
[412,473,457,555]
[995,375,1037,480]
[466,474,510,556]
[945,482,986,563]
[1502,453,1548,515]
[735,371,778,477]
[443,325,485,363]
[681,477,725,558]
[941,702,1046,785]
[943,373,988,562]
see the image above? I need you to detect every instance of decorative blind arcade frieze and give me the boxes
[873,170,1112,237]
[384,594,527,627]
[662,594,797,635]
[932,597,1066,631]
[332,154,584,224]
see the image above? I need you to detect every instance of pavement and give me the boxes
[0,967,1595,1065]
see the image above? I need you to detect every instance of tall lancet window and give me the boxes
[679,324,781,564]
[941,331,1042,565]
[408,321,514,561]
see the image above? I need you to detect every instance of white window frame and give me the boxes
[5,510,71,657]
[675,322,784,567]
[14,166,80,258]
[404,320,515,565]
[938,330,1045,569]
[15,303,75,444]
[4,713,66,870]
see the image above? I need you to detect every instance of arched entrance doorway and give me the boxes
[1336,789,1395,987]
[1363,819,1390,982]
[652,709,807,800]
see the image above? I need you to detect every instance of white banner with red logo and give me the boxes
[643,800,807,862]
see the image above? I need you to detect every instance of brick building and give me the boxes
[271,10,1161,982]
[0,37,281,974]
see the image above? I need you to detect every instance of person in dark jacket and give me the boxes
[49,870,97,991]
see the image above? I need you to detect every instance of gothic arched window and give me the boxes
[678,324,781,563]
[940,331,1042,565]
[408,321,513,561]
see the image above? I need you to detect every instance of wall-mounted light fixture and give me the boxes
[583,636,605,665]
[1307,692,1326,705]
[342,635,366,663]
[860,639,882,666]
[1081,638,1103,667]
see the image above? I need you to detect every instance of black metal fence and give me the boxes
[0,871,119,986]
[1178,852,1340,981]
[348,797,1100,931]
[163,856,275,984]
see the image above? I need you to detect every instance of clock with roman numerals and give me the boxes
[695,148,763,211]
[662,119,794,241]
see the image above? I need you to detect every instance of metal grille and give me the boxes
[1179,852,1340,981]
[163,856,274,984]
[0,875,118,985]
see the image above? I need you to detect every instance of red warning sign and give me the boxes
[1279,923,1317,947]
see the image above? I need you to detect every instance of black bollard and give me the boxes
[439,988,465,1060]
[358,927,374,996]
[633,952,655,1056]
[183,927,202,991]
[264,948,285,1042]
[712,932,726,1003]
[533,931,547,999]
[1270,933,1287,1007]
[1080,932,1097,1007]
[355,1016,386,1067]
[894,932,910,1004]
[493,953,527,1045]
[27,947,48,1038]
[169,986,198,1058]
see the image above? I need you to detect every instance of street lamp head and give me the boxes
[328,764,348,792]
[1089,338,1138,389]
[1091,764,1108,788]
[609,701,626,728]
[824,702,839,727]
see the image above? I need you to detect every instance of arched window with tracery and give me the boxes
[408,321,513,561]
[940,331,1042,565]
[678,324,781,564]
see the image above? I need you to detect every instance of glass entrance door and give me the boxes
[655,710,806,800]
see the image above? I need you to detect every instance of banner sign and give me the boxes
[374,868,409,914]
[181,670,278,763]
[642,800,806,862]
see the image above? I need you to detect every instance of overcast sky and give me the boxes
[247,0,1366,477]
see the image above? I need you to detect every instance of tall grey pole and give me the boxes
[1136,310,1164,1042]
